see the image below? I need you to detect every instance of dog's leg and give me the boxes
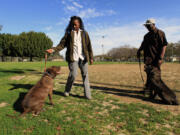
[158,92,171,104]
[149,90,157,99]
[172,99,179,105]
[151,81,170,104]
[34,104,44,115]
[149,85,158,99]
[20,108,31,117]
[48,89,54,105]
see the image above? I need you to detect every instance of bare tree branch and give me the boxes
[0,25,2,31]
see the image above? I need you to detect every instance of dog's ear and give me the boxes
[56,66,61,74]
[51,66,61,74]
[46,68,54,74]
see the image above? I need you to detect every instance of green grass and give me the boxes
[0,62,179,135]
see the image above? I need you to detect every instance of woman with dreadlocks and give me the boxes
[46,16,93,99]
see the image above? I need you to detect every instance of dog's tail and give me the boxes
[172,99,179,105]
[161,80,179,105]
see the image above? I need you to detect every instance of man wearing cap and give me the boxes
[137,18,168,98]
[137,19,179,105]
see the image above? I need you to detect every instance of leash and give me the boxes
[44,52,47,72]
[138,55,145,85]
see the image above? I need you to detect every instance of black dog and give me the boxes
[145,65,179,105]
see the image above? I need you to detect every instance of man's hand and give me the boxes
[137,50,141,58]
[158,60,163,66]
[90,59,93,65]
[46,49,54,54]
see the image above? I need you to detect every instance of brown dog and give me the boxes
[21,66,61,116]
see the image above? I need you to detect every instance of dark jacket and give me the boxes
[52,30,93,62]
[138,28,168,66]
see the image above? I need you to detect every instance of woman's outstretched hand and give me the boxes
[90,59,93,65]
[46,49,54,54]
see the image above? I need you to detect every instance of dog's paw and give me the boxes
[50,102,54,106]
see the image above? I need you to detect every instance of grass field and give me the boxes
[0,61,179,135]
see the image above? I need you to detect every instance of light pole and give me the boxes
[172,45,174,57]
[171,44,174,62]
[101,36,105,56]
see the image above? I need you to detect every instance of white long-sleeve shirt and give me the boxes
[73,29,84,61]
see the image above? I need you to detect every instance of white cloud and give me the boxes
[60,0,116,19]
[44,26,53,31]
[78,8,116,19]
[61,0,79,13]
[66,5,78,12]
[105,10,116,15]
[72,1,83,8]
[78,8,104,19]
[56,17,69,26]
[61,0,65,4]
[157,18,180,43]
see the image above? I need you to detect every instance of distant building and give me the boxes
[170,56,180,62]
[51,58,64,61]
[94,55,115,62]
[94,55,105,61]
[48,52,64,62]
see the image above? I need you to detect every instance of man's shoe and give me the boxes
[143,87,151,97]
[64,92,69,97]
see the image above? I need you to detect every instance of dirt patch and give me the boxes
[10,75,25,80]
[56,63,180,114]
[0,102,8,107]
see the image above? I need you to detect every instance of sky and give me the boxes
[1,0,180,56]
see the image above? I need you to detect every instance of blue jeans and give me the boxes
[65,59,91,99]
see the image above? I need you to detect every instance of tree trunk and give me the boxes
[30,56,33,62]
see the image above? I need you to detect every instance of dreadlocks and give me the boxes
[65,16,85,33]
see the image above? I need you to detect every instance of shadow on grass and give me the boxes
[0,69,25,77]
[9,84,33,91]
[53,90,64,96]
[0,68,39,77]
[61,78,143,89]
[13,92,27,113]
[59,82,166,105]
[53,90,86,99]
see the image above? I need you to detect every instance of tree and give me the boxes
[107,45,138,61]
[0,35,2,56]
[0,31,53,61]
[0,33,14,56]
[23,31,53,61]
[165,42,180,58]
[174,41,180,56]
[0,25,2,31]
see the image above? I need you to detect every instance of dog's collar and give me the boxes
[44,71,54,78]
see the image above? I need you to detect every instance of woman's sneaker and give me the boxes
[64,92,69,97]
